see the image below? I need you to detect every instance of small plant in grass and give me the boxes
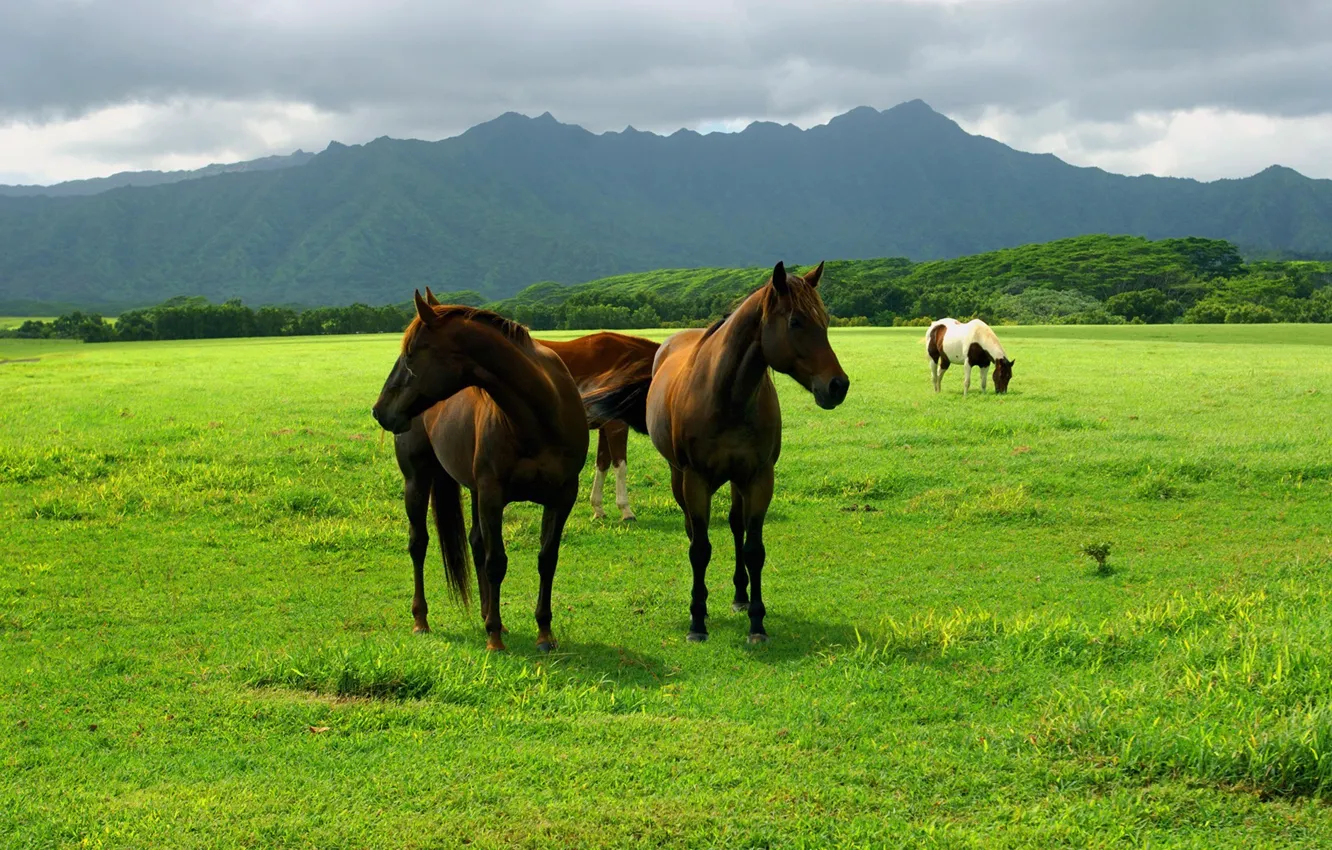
[1082,541,1113,576]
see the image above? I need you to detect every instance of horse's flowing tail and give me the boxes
[429,468,472,606]
[583,376,653,435]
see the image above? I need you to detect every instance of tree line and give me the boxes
[5,236,1331,344]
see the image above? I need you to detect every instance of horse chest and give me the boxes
[684,427,775,483]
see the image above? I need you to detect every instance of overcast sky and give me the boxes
[3,0,1330,186]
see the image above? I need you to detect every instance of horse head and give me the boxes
[371,289,474,433]
[993,357,1015,393]
[759,261,849,410]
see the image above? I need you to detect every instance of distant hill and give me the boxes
[2,100,1331,313]
[0,150,315,198]
[487,234,1332,328]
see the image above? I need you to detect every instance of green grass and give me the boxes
[3,325,1332,848]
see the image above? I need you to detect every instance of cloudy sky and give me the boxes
[3,0,1330,186]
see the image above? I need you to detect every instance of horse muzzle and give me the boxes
[371,404,413,435]
[813,374,850,409]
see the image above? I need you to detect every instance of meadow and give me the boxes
[2,324,1331,848]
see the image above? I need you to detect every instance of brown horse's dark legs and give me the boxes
[729,482,749,612]
[404,474,431,633]
[468,495,493,631]
[534,492,574,652]
[741,468,774,643]
[680,469,714,642]
[477,485,508,651]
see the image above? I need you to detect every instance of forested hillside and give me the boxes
[11,235,1329,342]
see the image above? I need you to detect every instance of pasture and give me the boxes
[3,325,1331,848]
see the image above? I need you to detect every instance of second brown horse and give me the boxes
[587,261,849,643]
[537,332,660,522]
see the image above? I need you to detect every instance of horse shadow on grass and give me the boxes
[418,620,681,693]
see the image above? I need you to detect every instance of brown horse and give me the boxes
[371,291,589,652]
[535,331,660,522]
[586,261,849,643]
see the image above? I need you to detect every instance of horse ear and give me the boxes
[770,261,790,296]
[424,286,441,306]
[414,290,438,326]
[803,260,825,288]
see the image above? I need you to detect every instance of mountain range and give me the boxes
[0,150,315,199]
[2,99,1330,313]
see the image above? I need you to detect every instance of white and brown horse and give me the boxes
[925,318,1015,395]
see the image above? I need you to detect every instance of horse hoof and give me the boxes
[536,640,556,653]
[732,602,749,613]
[413,624,430,634]
[748,633,769,645]
[486,635,506,651]
[686,631,709,643]
[621,514,637,523]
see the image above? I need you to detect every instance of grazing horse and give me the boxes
[586,261,849,644]
[371,291,589,652]
[925,317,1015,395]
[534,332,661,522]
[419,289,659,522]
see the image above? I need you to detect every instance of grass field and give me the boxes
[3,325,1332,848]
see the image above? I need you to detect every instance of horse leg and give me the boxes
[980,365,989,392]
[739,467,774,643]
[680,468,715,642]
[964,360,972,396]
[534,490,575,652]
[589,429,609,520]
[936,360,949,392]
[403,463,432,633]
[729,482,749,612]
[468,494,502,633]
[607,421,635,521]
[476,483,508,651]
[930,357,940,393]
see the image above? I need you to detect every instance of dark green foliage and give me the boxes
[487,235,1332,329]
[3,102,1332,312]
[1105,289,1183,324]
[4,297,418,343]
[1081,541,1113,576]
[7,235,1330,340]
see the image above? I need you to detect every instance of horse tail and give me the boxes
[429,466,472,606]
[583,376,652,435]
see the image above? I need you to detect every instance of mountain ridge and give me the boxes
[0,149,317,198]
[1,100,1330,312]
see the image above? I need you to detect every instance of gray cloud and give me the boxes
[2,0,1330,180]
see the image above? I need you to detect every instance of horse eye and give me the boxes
[789,317,803,330]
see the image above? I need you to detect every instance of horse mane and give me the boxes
[700,313,730,341]
[402,305,534,353]
[705,271,829,341]
[760,275,829,328]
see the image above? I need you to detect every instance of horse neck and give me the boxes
[696,291,770,412]
[456,323,560,441]
[972,323,1006,360]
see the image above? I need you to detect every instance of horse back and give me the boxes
[538,331,659,388]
